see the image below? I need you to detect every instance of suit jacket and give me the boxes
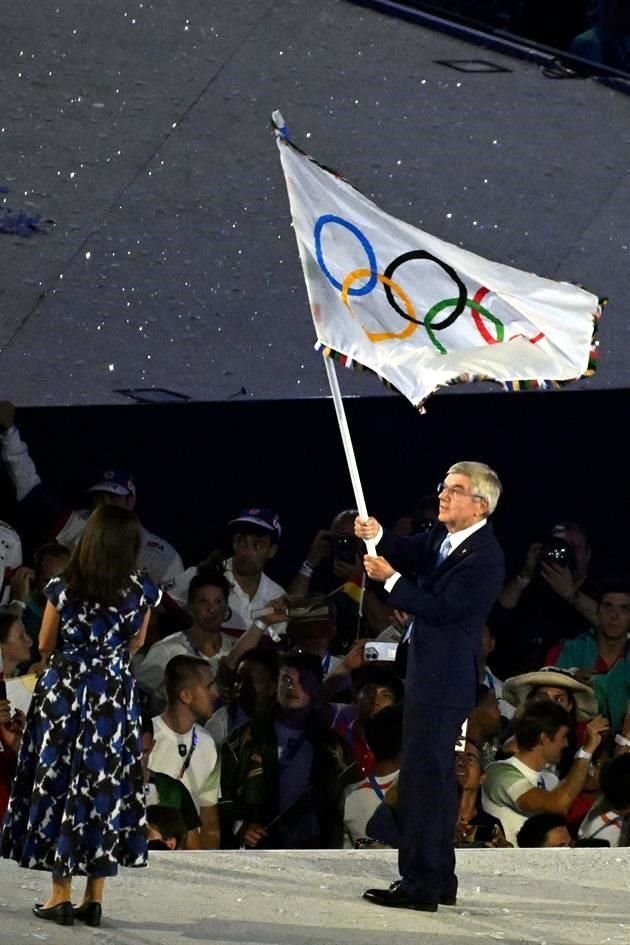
[378,522,505,712]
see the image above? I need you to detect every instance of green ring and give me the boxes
[424,298,504,354]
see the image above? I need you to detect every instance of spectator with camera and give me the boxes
[491,523,596,678]
[219,651,356,849]
[546,582,630,734]
[287,509,394,647]
[206,647,279,749]
[482,700,609,845]
[454,737,510,848]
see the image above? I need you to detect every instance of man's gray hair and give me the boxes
[446,461,502,515]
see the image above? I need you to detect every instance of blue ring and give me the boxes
[314,214,378,296]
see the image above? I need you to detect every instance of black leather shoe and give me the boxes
[387,880,456,907]
[73,901,102,926]
[363,887,438,912]
[32,901,74,925]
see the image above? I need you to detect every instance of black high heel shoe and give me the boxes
[73,901,102,927]
[32,901,74,925]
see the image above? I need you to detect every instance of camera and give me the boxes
[330,534,359,564]
[539,536,574,571]
[364,642,398,662]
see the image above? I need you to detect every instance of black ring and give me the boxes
[383,251,468,329]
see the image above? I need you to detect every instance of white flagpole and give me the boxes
[322,355,377,557]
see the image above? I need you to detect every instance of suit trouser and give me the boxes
[397,703,468,902]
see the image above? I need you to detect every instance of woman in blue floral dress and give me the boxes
[1,505,162,926]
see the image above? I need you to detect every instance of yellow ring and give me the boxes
[340,268,418,342]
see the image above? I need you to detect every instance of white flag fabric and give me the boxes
[274,118,601,407]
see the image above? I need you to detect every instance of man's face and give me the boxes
[277,666,311,711]
[541,725,569,764]
[232,531,276,577]
[532,686,573,713]
[37,553,70,591]
[189,585,226,633]
[187,667,218,723]
[542,826,572,848]
[598,593,630,641]
[356,683,396,720]
[472,691,502,740]
[455,743,483,791]
[237,660,277,713]
[3,619,31,665]
[437,474,487,532]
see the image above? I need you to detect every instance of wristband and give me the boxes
[615,733,630,748]
[515,574,530,588]
[574,747,592,761]
[298,560,314,578]
[8,599,26,610]
[565,590,580,605]
[253,618,268,633]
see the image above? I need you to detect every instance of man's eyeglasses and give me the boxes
[437,482,483,502]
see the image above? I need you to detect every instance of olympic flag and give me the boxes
[273,115,602,407]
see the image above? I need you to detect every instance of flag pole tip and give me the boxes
[271,110,289,139]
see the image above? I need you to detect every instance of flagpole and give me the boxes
[322,355,377,557]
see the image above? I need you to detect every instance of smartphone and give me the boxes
[364,642,398,662]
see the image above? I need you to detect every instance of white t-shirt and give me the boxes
[149,716,220,811]
[343,771,399,848]
[578,798,624,846]
[165,557,286,635]
[482,757,558,846]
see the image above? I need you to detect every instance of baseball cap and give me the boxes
[228,508,282,541]
[87,467,136,498]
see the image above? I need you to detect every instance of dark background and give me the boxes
[2,386,627,588]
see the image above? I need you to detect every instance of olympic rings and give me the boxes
[341,269,419,341]
[313,213,515,352]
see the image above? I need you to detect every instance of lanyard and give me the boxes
[177,726,198,780]
[367,774,385,801]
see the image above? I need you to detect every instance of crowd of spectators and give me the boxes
[1,400,629,855]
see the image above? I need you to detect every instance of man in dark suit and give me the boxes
[355,461,505,911]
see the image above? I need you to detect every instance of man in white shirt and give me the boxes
[135,570,236,714]
[149,655,221,849]
[483,700,608,845]
[165,508,286,635]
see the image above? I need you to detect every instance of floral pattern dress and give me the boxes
[1,572,161,877]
